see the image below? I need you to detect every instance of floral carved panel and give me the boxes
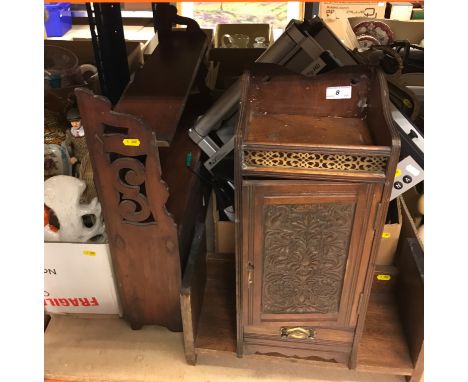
[262,203,356,314]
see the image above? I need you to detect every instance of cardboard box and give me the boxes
[214,23,272,48]
[399,189,424,251]
[209,23,272,89]
[322,18,361,49]
[348,17,424,44]
[210,191,235,254]
[122,2,151,11]
[326,16,424,49]
[376,197,403,265]
[386,2,413,21]
[44,242,122,315]
[319,2,386,20]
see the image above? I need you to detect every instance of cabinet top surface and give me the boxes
[239,65,396,153]
[244,114,374,148]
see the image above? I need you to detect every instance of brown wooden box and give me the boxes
[210,191,235,254]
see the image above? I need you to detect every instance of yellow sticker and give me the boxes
[395,168,402,177]
[123,138,140,147]
[403,98,413,108]
[83,250,96,256]
[377,274,391,281]
[382,232,391,239]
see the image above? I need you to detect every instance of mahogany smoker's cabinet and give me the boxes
[234,65,400,367]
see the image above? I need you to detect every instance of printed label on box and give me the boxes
[44,242,121,315]
[319,2,386,20]
[44,296,100,307]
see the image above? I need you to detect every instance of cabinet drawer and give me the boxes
[244,324,354,347]
[243,325,353,363]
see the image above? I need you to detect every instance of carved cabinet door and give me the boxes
[241,180,383,333]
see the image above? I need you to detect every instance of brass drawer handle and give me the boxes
[280,327,315,340]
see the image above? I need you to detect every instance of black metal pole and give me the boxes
[86,3,105,96]
[86,2,129,105]
[304,2,320,21]
[152,2,173,43]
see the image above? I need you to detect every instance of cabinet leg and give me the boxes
[186,353,197,366]
[130,321,143,330]
[44,313,51,331]
[407,347,424,382]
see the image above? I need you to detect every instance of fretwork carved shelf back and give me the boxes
[243,150,388,174]
[109,154,157,225]
[262,203,355,314]
[75,88,182,330]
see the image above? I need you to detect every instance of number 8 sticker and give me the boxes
[326,86,352,100]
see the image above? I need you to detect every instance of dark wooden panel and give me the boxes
[154,89,212,269]
[372,265,399,297]
[244,65,372,120]
[242,181,381,331]
[244,342,350,365]
[209,48,264,90]
[408,348,424,382]
[396,197,424,381]
[195,253,237,353]
[261,202,355,315]
[366,66,395,147]
[115,31,208,146]
[159,121,206,270]
[180,224,207,365]
[76,88,182,331]
[395,238,424,368]
[357,295,414,376]
[245,114,373,147]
